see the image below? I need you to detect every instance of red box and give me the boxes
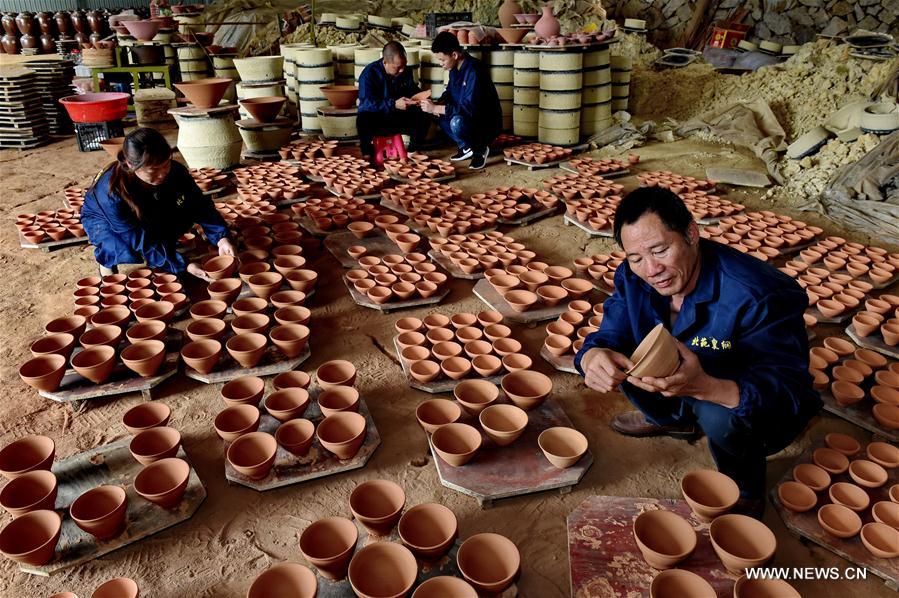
[708,23,750,49]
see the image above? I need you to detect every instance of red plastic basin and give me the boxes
[59,93,130,123]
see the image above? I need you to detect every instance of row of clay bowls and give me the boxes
[567,155,636,176]
[470,185,561,217]
[705,216,820,256]
[502,142,573,164]
[278,139,338,161]
[637,170,718,193]
[566,195,620,232]
[15,208,84,243]
[71,270,187,319]
[302,197,381,232]
[232,215,305,250]
[573,251,626,288]
[798,236,899,286]
[383,154,455,179]
[217,196,279,221]
[395,312,533,382]
[779,433,899,559]
[548,171,625,200]
[45,577,140,598]
[189,167,230,192]
[430,231,538,274]
[348,254,448,304]
[485,265,594,312]
[382,180,464,208]
[235,164,310,202]
[295,154,372,179]
[544,300,605,357]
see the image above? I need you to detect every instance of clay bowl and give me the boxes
[203,255,238,279]
[500,370,552,410]
[813,447,850,474]
[860,522,899,559]
[732,575,800,598]
[776,481,817,513]
[0,470,58,518]
[122,402,171,434]
[650,569,716,598]
[18,354,67,392]
[538,427,588,469]
[633,508,697,569]
[121,340,166,378]
[274,305,312,326]
[628,323,679,378]
[318,386,359,418]
[226,431,277,479]
[134,300,175,324]
[347,541,417,598]
[0,509,61,565]
[708,514,776,574]
[207,278,242,304]
[226,333,268,368]
[247,562,318,598]
[349,479,405,537]
[479,404,528,447]
[91,577,139,598]
[133,457,190,508]
[824,432,861,456]
[214,404,260,442]
[867,441,899,468]
[273,370,312,390]
[298,516,358,580]
[454,379,499,415]
[872,500,899,527]
[248,272,284,301]
[264,388,311,421]
[30,333,76,359]
[873,403,899,430]
[127,320,167,344]
[239,96,287,123]
[129,426,181,466]
[271,290,307,309]
[829,482,870,512]
[504,289,539,313]
[221,376,265,407]
[411,576,477,598]
[431,423,482,467]
[275,418,315,456]
[46,314,87,338]
[415,399,462,434]
[0,435,55,479]
[316,411,367,460]
[316,360,357,390]
[180,339,222,374]
[71,345,116,384]
[680,469,740,522]
[818,503,862,538]
[848,459,888,488]
[456,532,520,594]
[270,324,311,358]
[397,503,458,560]
[185,318,226,343]
[190,299,228,320]
[70,485,128,539]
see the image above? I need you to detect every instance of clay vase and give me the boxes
[0,509,61,566]
[299,516,359,580]
[349,479,405,537]
[348,542,418,598]
[86,10,103,34]
[456,532,521,594]
[129,426,181,465]
[40,34,54,53]
[708,514,776,574]
[633,509,697,569]
[133,457,190,508]
[36,12,52,34]
[19,33,37,49]
[247,562,317,598]
[534,5,560,38]
[650,569,716,598]
[15,13,35,36]
[226,432,277,479]
[680,469,740,522]
[498,0,523,28]
[1,14,16,36]
[397,503,458,560]
[69,485,128,540]
[0,470,58,518]
[70,11,86,36]
[54,11,72,37]
[122,402,171,434]
[317,412,367,459]
[1,34,19,55]
[92,577,139,598]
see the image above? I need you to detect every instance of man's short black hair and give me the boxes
[613,186,694,246]
[431,31,461,55]
[382,41,406,62]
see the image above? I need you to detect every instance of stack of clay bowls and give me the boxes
[470,185,560,220]
[543,299,605,357]
[429,231,539,275]
[566,155,636,176]
[347,253,448,305]
[395,311,531,384]
[704,210,822,262]
[778,433,899,559]
[124,405,192,509]
[382,181,500,236]
[232,162,311,203]
[189,167,231,193]
[573,251,626,291]
[383,153,455,180]
[502,141,572,164]
[278,139,339,161]
[301,196,381,232]
[15,207,85,244]
[627,323,681,379]
[294,155,391,197]
[484,264,594,313]
[216,196,278,223]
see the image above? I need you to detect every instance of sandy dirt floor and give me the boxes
[0,135,896,597]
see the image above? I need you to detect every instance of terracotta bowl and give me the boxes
[818,503,862,538]
[633,508,697,569]
[628,323,679,378]
[226,333,268,368]
[91,577,139,598]
[121,340,166,378]
[79,324,124,349]
[454,379,499,415]
[214,404,260,442]
[272,418,314,457]
[732,575,800,598]
[872,500,899,528]
[397,503,458,560]
[824,432,861,456]
[180,339,222,374]
[317,412,366,460]
[122,402,171,434]
[776,481,816,513]
[873,403,899,430]
[456,532,520,594]
[247,562,318,598]
[316,360,357,390]
[432,423,482,467]
[133,457,190,508]
[70,485,127,540]
[813,447,850,474]
[299,516,358,580]
[708,514,776,574]
[19,354,68,392]
[680,469,740,522]
[128,320,168,343]
[318,386,360,418]
[129,426,181,465]
[415,399,462,434]
[71,345,117,384]
[848,459,888,488]
[203,255,238,279]
[649,569,715,598]
[348,541,418,598]
[264,388,311,422]
[29,333,76,359]
[226,431,277,479]
[500,370,552,410]
[190,299,228,321]
[0,470,58,518]
[860,522,899,559]
[867,441,899,468]
[273,371,312,391]
[0,435,55,480]
[829,482,870,512]
[411,575,477,598]
[45,315,87,338]
[537,427,588,469]
[479,404,528,447]
[270,324,311,359]
[0,509,61,565]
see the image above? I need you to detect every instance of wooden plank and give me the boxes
[806,304,858,325]
[771,441,899,589]
[19,232,89,252]
[392,337,503,394]
[472,278,588,325]
[497,205,558,227]
[569,495,734,597]
[503,156,565,170]
[846,324,899,361]
[223,395,380,491]
[563,213,613,238]
[20,439,206,576]
[820,387,899,443]
[428,396,592,507]
[183,344,311,384]
[541,345,578,374]
[343,277,449,313]
[324,230,404,269]
[558,162,630,178]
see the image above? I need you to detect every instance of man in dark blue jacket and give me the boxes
[575,187,821,516]
[356,41,427,161]
[420,31,502,170]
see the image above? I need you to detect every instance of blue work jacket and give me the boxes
[439,54,502,128]
[574,240,822,426]
[357,59,421,115]
[81,161,228,274]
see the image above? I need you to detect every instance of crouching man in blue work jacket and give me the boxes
[575,187,821,517]
[419,31,502,171]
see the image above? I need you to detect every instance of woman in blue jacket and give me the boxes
[81,128,234,281]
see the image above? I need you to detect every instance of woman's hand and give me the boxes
[186,262,213,282]
[217,238,235,256]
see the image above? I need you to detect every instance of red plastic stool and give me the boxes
[372,134,407,166]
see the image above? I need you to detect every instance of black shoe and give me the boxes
[468,146,489,170]
[450,147,473,161]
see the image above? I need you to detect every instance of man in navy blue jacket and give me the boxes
[575,187,821,516]
[356,41,428,161]
[420,31,502,170]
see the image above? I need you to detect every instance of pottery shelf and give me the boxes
[324,230,411,269]
[392,337,505,394]
[472,278,598,326]
[223,393,380,491]
[19,439,206,576]
[562,213,613,238]
[567,496,734,597]
[846,324,899,361]
[428,396,592,508]
[18,231,89,253]
[497,204,559,227]
[559,161,629,178]
[183,343,312,385]
[771,441,899,590]
[342,277,450,313]
[427,250,485,280]
[540,345,579,374]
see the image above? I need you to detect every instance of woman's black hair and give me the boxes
[97,127,172,221]
[612,186,694,246]
[431,31,462,55]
